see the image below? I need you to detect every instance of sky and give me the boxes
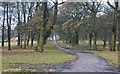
[0,0,119,30]
[0,0,119,2]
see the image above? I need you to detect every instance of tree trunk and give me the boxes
[22,3,26,49]
[93,32,97,50]
[52,34,54,40]
[66,39,67,43]
[2,5,5,47]
[117,14,120,51]
[8,13,12,50]
[17,2,20,46]
[38,28,44,52]
[103,34,107,48]
[89,33,92,49]
[31,33,34,47]
[26,3,33,47]
[103,40,106,48]
[20,35,22,48]
[37,1,58,52]
[74,30,79,45]
[27,34,30,46]
[117,42,120,51]
[69,40,71,44]
[37,33,40,45]
[8,26,11,50]
[23,34,27,49]
[7,4,11,50]
[92,14,97,50]
[71,34,75,46]
[111,11,117,51]
[111,26,116,51]
[37,2,48,52]
[41,1,58,46]
[18,33,20,46]
[109,40,112,51]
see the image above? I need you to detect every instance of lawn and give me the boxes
[0,41,37,48]
[2,40,76,72]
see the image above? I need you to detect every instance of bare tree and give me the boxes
[2,3,6,47]
[85,1,101,50]
[107,0,120,51]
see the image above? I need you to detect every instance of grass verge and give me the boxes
[2,40,76,72]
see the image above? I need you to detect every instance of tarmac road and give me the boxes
[53,40,117,72]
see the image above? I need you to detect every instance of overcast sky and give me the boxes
[0,0,119,30]
[0,0,119,2]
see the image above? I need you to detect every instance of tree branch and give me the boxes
[85,2,94,12]
[49,2,64,11]
[83,4,92,15]
[50,0,56,4]
[107,0,115,9]
[96,1,101,12]
[115,2,118,9]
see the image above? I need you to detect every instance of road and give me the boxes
[53,40,117,72]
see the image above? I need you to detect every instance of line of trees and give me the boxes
[55,0,120,51]
[0,0,119,52]
[1,1,64,52]
[1,2,39,50]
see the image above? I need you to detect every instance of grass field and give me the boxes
[0,41,37,48]
[57,40,118,68]
[2,40,76,72]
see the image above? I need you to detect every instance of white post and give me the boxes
[53,33,56,40]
